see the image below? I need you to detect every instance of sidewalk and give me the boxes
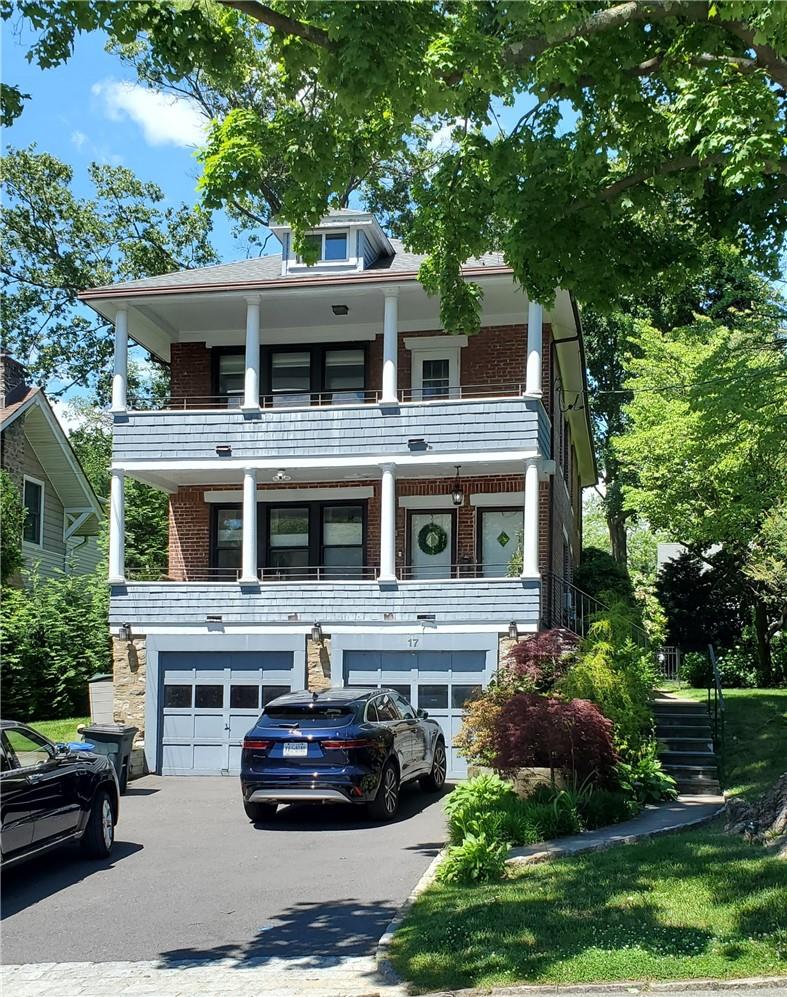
[508,794,725,865]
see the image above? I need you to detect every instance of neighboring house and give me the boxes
[79,210,596,778]
[0,353,104,581]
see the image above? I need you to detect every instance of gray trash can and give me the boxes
[80,724,138,793]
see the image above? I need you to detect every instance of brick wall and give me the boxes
[170,342,211,402]
[168,486,211,579]
[0,353,28,407]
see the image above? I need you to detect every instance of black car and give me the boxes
[0,720,120,868]
[240,688,447,821]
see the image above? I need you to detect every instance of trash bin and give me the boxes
[80,724,138,793]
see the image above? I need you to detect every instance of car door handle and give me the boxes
[27,774,44,784]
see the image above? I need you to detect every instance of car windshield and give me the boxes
[262,703,356,727]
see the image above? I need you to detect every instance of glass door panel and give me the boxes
[409,512,453,579]
[480,509,520,577]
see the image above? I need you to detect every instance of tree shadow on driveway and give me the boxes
[156,896,399,967]
[0,840,144,918]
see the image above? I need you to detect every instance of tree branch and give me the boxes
[218,1,336,51]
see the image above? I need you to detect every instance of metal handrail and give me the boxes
[398,381,526,402]
[540,570,651,647]
[123,562,530,583]
[707,643,725,781]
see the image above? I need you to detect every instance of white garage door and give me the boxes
[159,651,295,775]
[343,650,486,778]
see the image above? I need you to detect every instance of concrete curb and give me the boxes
[412,975,787,997]
[375,846,449,993]
[507,798,726,866]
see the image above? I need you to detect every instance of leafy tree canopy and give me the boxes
[3,1,787,331]
[0,146,217,391]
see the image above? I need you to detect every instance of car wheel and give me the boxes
[369,761,400,821]
[81,789,115,858]
[420,739,447,792]
[243,800,277,822]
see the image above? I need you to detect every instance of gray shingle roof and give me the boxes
[84,239,509,295]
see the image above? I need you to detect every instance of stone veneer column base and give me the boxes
[112,636,146,738]
[306,635,332,691]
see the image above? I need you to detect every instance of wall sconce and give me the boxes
[451,465,464,507]
[331,304,349,316]
[216,444,232,457]
[508,621,519,640]
[311,622,323,643]
[119,622,132,641]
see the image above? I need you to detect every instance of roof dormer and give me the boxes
[270,209,394,277]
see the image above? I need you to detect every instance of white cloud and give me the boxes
[51,399,88,436]
[91,79,208,148]
[71,130,87,149]
[428,118,464,151]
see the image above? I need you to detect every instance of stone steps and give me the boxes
[653,696,721,796]
[657,736,714,753]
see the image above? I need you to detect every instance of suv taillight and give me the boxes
[321,738,373,750]
[243,738,273,752]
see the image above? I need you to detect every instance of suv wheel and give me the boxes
[369,761,400,821]
[82,789,115,858]
[420,739,447,792]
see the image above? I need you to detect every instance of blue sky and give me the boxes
[3,25,243,260]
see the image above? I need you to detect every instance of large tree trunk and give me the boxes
[602,471,628,565]
[607,510,628,565]
[752,598,774,687]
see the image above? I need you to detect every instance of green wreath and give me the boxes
[418,522,448,556]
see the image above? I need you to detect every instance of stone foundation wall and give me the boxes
[112,636,146,739]
[306,635,332,691]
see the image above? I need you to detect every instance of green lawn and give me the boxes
[393,687,787,991]
[30,717,90,743]
[392,829,787,991]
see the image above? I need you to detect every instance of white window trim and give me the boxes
[404,335,467,401]
[296,229,350,264]
[470,491,525,507]
[204,486,374,504]
[22,474,45,548]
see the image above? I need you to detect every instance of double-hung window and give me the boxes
[263,344,367,406]
[297,231,348,264]
[23,477,43,546]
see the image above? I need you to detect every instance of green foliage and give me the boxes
[573,547,635,605]
[558,612,656,760]
[681,651,712,689]
[437,831,509,885]
[444,773,516,829]
[0,146,217,391]
[4,3,787,333]
[0,469,24,583]
[0,565,111,719]
[744,498,787,625]
[615,741,678,805]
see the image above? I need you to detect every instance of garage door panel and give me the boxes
[162,714,194,739]
[162,743,193,771]
[193,714,225,738]
[451,652,485,672]
[228,713,258,739]
[411,651,450,671]
[193,744,226,771]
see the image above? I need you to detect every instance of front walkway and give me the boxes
[508,794,725,864]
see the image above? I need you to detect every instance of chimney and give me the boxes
[0,353,29,408]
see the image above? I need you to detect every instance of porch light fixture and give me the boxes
[311,622,323,644]
[273,469,292,482]
[331,304,349,316]
[508,621,518,640]
[215,444,232,457]
[119,622,132,641]
[451,466,464,507]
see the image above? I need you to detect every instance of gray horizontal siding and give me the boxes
[110,578,540,628]
[113,399,550,463]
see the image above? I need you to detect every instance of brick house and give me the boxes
[0,353,104,581]
[79,211,595,777]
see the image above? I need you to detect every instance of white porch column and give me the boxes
[108,468,125,583]
[522,458,540,578]
[242,295,261,410]
[381,288,399,404]
[379,462,397,581]
[525,300,543,397]
[111,306,128,413]
[240,467,258,583]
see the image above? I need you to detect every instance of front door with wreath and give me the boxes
[409,511,453,579]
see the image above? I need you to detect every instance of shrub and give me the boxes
[452,694,504,767]
[0,470,24,584]
[579,788,637,828]
[0,566,111,719]
[716,646,758,688]
[616,741,677,804]
[681,650,711,687]
[558,614,655,758]
[502,628,578,692]
[573,547,636,604]
[492,693,618,784]
[444,773,517,842]
[437,832,508,884]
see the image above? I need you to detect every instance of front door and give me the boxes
[479,509,520,577]
[409,511,454,579]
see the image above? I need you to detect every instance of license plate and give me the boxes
[283,741,308,757]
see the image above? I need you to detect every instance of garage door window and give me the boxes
[230,685,259,709]
[419,685,448,710]
[195,685,224,709]
[164,685,192,708]
[263,685,291,706]
[452,684,482,708]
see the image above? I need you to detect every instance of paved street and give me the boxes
[1,774,446,978]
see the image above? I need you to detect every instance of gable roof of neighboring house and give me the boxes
[1,388,104,534]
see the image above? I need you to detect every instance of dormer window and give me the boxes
[298,230,348,264]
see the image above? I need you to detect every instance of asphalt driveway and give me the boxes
[1,775,447,966]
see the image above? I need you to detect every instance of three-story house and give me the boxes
[80,210,595,778]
